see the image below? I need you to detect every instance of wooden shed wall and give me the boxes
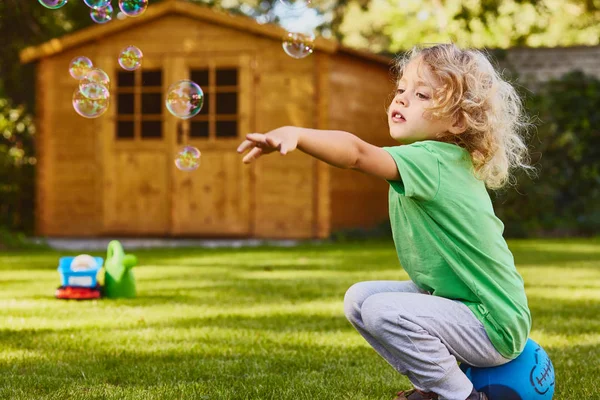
[251,39,321,239]
[96,16,257,237]
[36,52,103,236]
[36,14,322,238]
[327,53,396,231]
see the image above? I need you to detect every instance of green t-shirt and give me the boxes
[383,140,531,359]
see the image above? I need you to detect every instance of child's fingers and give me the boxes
[242,147,263,164]
[237,139,255,153]
[245,133,268,143]
[265,136,281,149]
[279,142,288,155]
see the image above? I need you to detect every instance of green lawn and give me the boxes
[1,238,599,399]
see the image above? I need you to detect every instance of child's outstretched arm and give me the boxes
[236,126,400,181]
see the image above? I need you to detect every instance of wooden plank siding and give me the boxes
[327,53,397,232]
[37,54,103,236]
[252,41,317,238]
[29,4,395,238]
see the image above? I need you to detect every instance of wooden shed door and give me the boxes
[170,54,253,236]
[103,65,171,235]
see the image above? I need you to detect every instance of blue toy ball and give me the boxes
[460,339,555,400]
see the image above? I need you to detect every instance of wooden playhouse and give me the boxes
[19,0,396,239]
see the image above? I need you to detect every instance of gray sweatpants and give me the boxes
[344,281,511,400]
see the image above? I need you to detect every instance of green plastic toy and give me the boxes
[104,240,138,299]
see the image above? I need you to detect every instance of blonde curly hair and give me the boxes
[393,43,536,190]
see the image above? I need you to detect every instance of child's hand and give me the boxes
[236,127,299,164]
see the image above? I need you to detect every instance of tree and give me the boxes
[337,0,600,52]
[0,0,95,107]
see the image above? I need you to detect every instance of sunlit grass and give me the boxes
[1,238,599,399]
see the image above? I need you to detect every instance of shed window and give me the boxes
[116,69,163,140]
[189,67,238,139]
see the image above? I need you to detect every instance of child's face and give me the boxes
[388,58,456,144]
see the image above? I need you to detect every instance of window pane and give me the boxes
[216,68,237,86]
[190,121,209,138]
[117,121,134,139]
[142,70,162,86]
[117,71,135,87]
[118,93,134,115]
[190,69,209,87]
[216,92,237,114]
[141,121,162,138]
[216,121,237,138]
[141,93,162,114]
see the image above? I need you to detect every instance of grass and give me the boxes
[1,238,599,399]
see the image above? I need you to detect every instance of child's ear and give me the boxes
[449,113,467,134]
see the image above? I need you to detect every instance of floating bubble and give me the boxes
[175,146,201,172]
[38,0,68,9]
[118,45,143,71]
[83,0,111,8]
[90,4,113,24]
[69,56,93,80]
[79,68,110,100]
[119,0,148,17]
[166,80,204,119]
[282,32,315,59]
[81,82,110,101]
[72,89,110,119]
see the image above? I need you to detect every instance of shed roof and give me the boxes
[20,0,392,66]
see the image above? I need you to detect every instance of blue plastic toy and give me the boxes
[57,256,103,288]
[460,338,555,400]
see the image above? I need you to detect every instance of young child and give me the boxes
[237,43,533,400]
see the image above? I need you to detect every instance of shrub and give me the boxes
[492,70,600,237]
[0,98,36,237]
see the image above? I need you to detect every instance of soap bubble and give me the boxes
[72,89,110,118]
[282,32,315,59]
[38,0,68,9]
[79,68,110,100]
[80,82,110,101]
[166,80,204,119]
[119,0,148,17]
[90,4,113,23]
[175,146,201,171]
[118,45,143,71]
[69,56,93,80]
[84,0,111,8]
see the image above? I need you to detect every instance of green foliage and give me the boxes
[0,226,49,250]
[0,0,94,106]
[492,71,600,237]
[339,0,600,52]
[0,98,36,236]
